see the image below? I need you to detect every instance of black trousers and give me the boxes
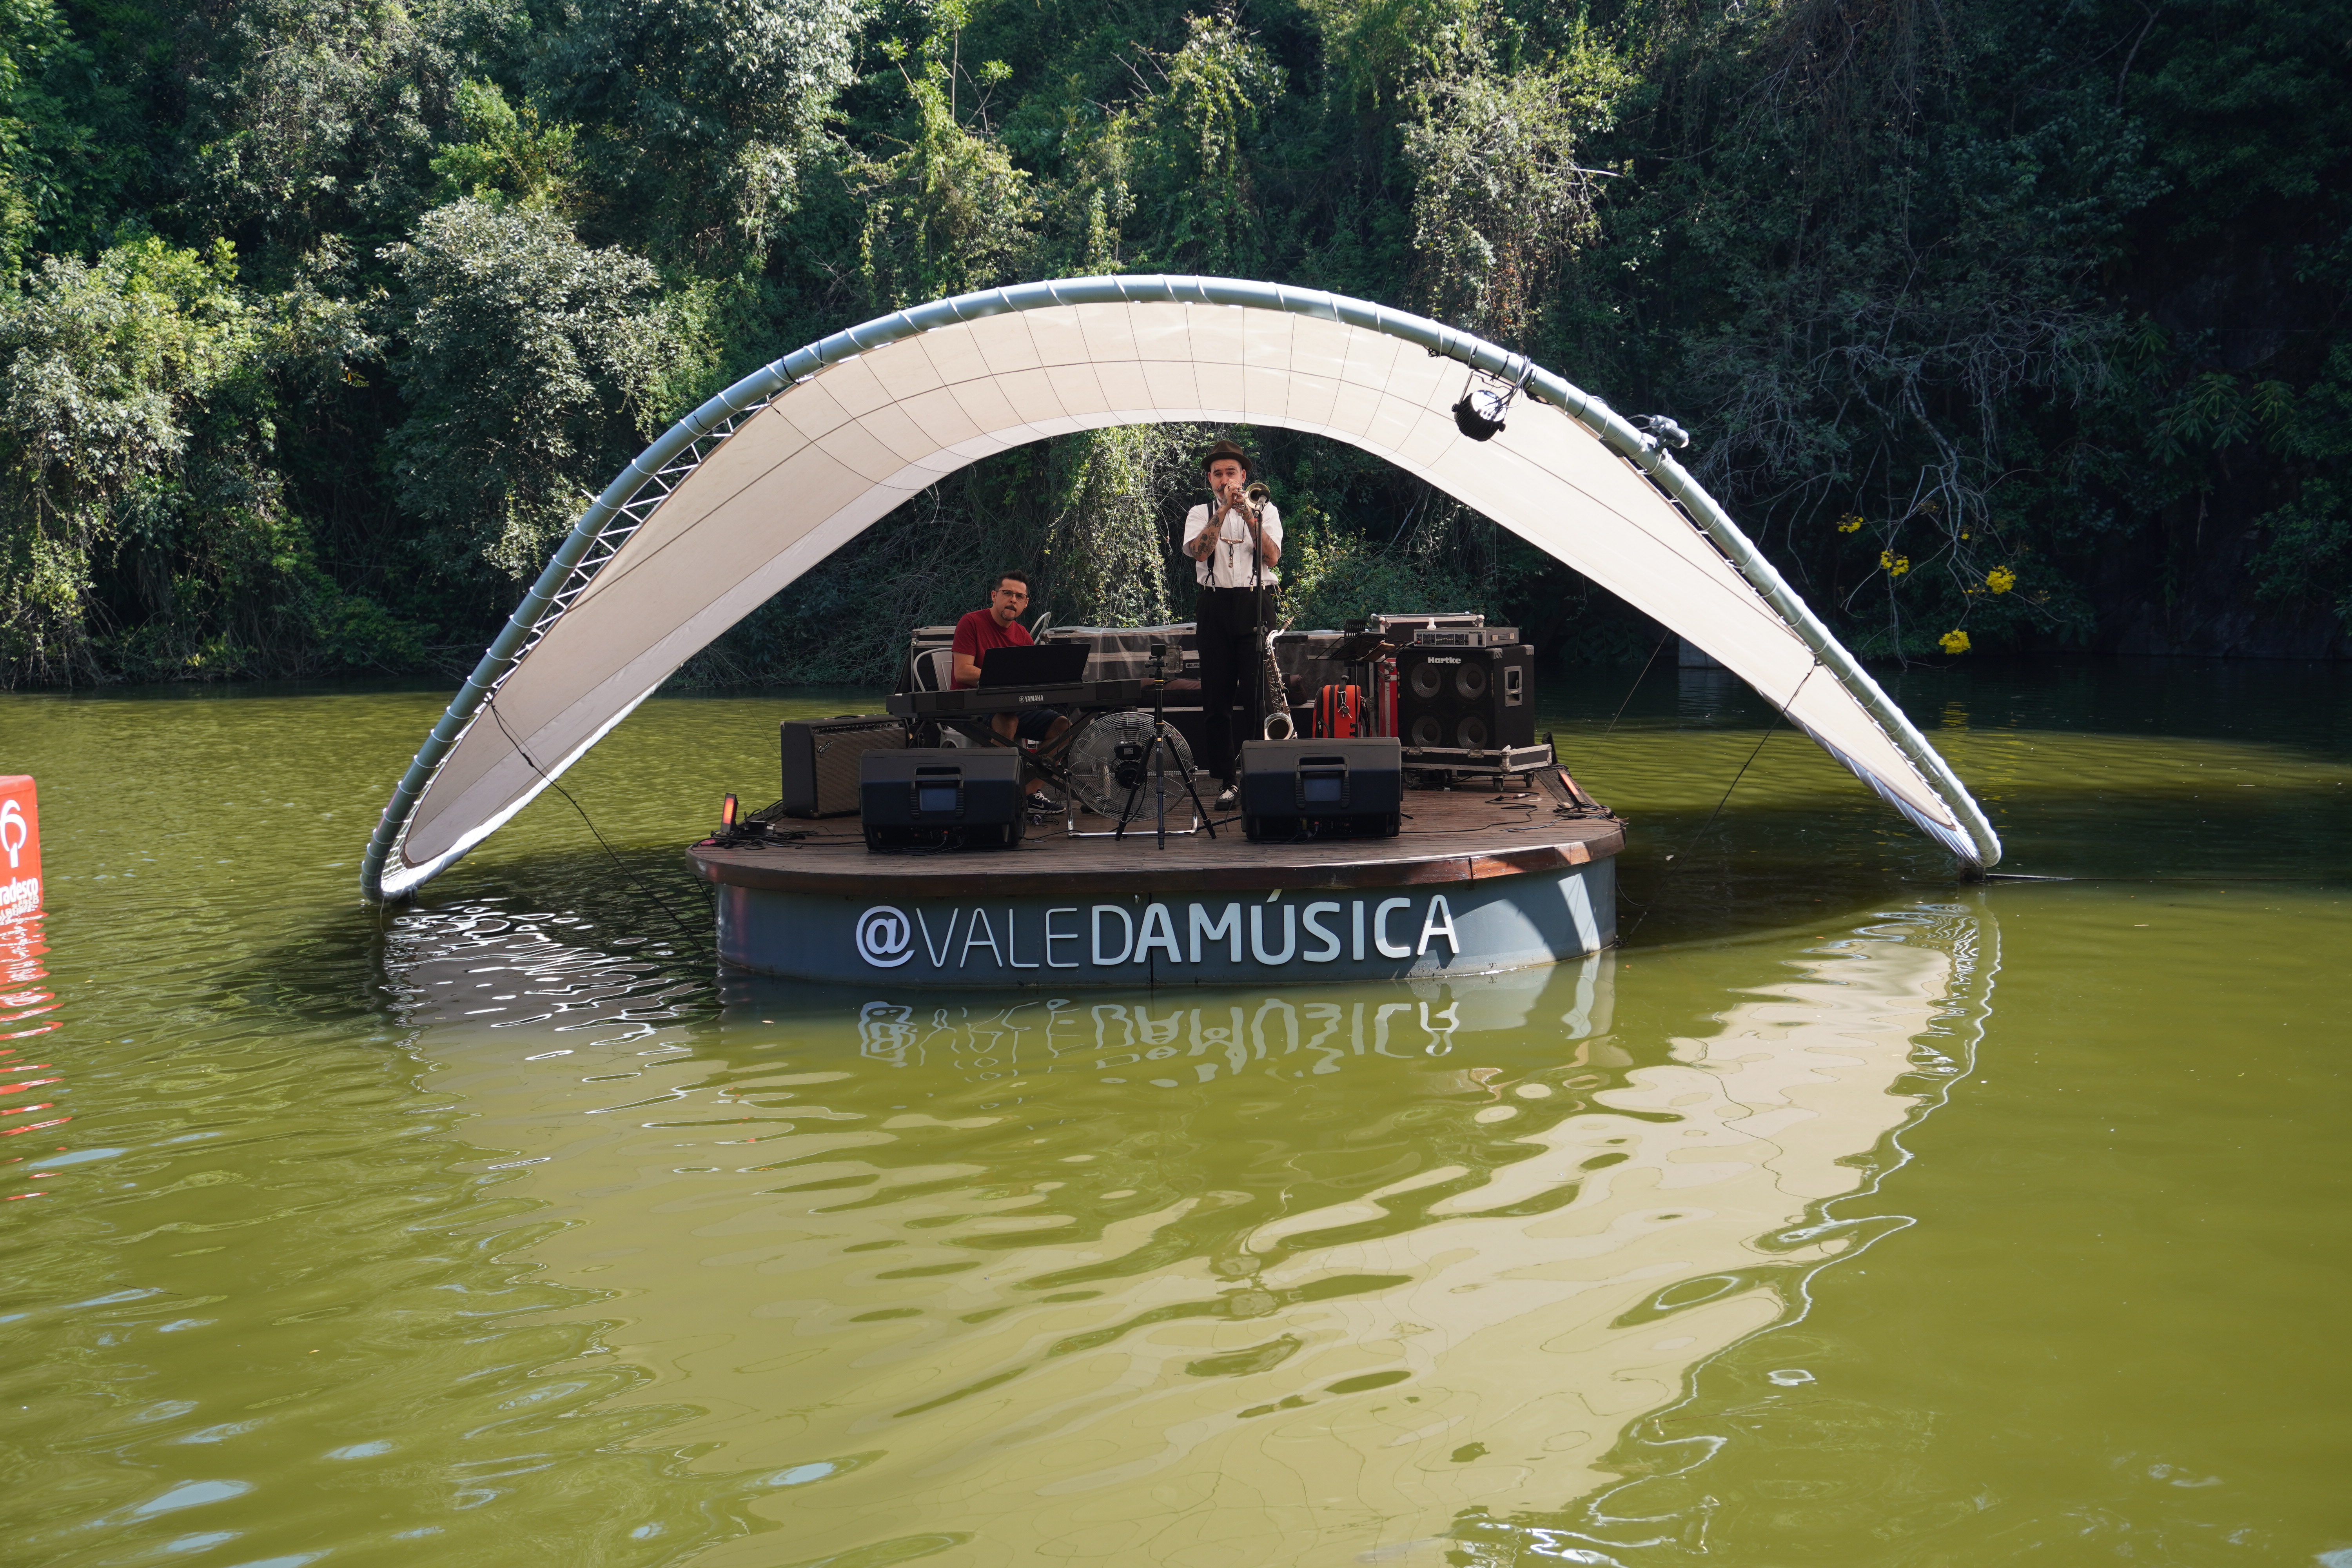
[1195,586,1265,782]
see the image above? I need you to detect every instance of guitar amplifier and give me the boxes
[1238,738,1403,841]
[781,715,906,817]
[860,749,1027,849]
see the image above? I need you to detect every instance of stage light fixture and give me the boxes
[1452,386,1511,441]
[1453,360,1536,443]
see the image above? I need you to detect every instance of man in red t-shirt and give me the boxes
[950,572,1033,689]
[950,570,1068,799]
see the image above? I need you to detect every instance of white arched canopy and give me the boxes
[361,276,2000,902]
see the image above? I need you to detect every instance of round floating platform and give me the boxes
[687,791,1623,988]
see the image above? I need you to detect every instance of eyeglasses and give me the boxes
[993,587,1029,602]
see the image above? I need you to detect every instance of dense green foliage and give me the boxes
[1,0,2345,686]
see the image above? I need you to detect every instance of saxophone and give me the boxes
[1261,623,1297,739]
[1241,481,1298,740]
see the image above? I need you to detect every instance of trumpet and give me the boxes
[1216,479,1272,532]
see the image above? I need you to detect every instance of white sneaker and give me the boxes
[1215,787,1239,809]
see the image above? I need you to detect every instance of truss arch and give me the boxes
[361,275,1999,902]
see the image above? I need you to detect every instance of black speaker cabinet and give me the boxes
[859,750,1027,850]
[782,715,906,817]
[1397,645,1535,752]
[1238,737,1403,841]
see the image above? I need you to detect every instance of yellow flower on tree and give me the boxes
[1880,551,1909,575]
[1939,629,1972,655]
[1835,514,1864,533]
[1986,566,2016,594]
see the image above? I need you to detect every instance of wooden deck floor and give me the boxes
[688,789,1624,899]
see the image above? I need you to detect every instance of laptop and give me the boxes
[977,642,1091,688]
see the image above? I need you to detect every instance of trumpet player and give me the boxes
[1181,438,1282,806]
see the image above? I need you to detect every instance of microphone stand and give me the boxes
[1234,485,1273,751]
[1252,497,1269,743]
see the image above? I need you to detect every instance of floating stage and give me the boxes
[362,274,2004,932]
[688,791,1622,988]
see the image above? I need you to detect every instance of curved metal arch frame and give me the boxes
[361,274,2000,902]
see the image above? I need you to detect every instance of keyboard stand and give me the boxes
[891,683,1145,828]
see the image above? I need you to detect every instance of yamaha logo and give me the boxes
[854,906,915,967]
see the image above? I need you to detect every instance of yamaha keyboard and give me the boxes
[887,679,1147,719]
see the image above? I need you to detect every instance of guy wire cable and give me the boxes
[1604,628,1676,734]
[1619,661,1820,943]
[1664,660,1821,866]
[485,697,713,959]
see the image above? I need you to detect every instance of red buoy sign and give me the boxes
[0,776,38,922]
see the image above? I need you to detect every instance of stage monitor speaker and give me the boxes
[1238,737,1403,841]
[1397,645,1535,752]
[860,750,1027,850]
[782,715,906,817]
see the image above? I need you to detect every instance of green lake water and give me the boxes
[2,657,2347,1567]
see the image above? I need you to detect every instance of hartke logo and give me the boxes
[855,906,915,967]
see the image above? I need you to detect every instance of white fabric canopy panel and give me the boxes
[361,276,2000,902]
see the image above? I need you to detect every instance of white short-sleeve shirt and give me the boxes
[1182,498,1282,589]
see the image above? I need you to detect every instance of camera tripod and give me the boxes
[1112,643,1217,849]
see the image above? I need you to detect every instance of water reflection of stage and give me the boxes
[829,964,1613,1082]
[381,901,1991,1568]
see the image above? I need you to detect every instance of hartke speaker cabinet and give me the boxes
[781,715,906,817]
[1397,645,1535,752]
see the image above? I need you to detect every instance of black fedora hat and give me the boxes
[1200,438,1253,477]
